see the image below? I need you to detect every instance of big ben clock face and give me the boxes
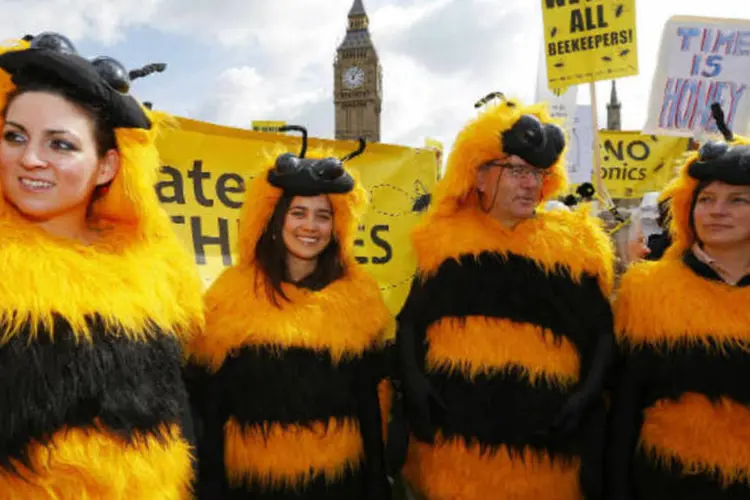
[343,66,365,89]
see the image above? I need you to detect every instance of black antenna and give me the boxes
[340,137,366,162]
[129,63,167,81]
[278,125,308,158]
[474,91,505,109]
[711,102,734,141]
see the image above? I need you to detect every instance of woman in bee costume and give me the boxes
[187,127,393,499]
[608,105,750,499]
[0,33,204,498]
[392,95,615,499]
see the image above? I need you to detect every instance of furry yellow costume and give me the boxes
[609,106,750,499]
[393,97,615,500]
[186,129,393,499]
[0,33,204,499]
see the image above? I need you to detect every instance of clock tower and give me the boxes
[334,0,382,142]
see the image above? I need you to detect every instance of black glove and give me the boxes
[546,333,614,438]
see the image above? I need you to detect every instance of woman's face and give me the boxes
[0,91,118,222]
[693,181,750,249]
[282,195,334,261]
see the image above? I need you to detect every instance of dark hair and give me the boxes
[253,194,345,307]
[688,180,712,244]
[3,82,117,157]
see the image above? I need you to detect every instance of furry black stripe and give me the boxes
[216,344,380,427]
[412,252,608,360]
[631,449,750,499]
[0,314,188,474]
[226,463,366,499]
[627,340,750,410]
[422,367,585,460]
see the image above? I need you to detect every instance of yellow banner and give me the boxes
[599,131,689,199]
[541,0,638,87]
[155,117,438,315]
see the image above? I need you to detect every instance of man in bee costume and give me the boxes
[608,105,750,499]
[186,128,393,499]
[393,96,615,499]
[0,33,204,498]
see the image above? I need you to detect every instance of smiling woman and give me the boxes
[252,191,342,305]
[0,87,118,241]
[0,32,204,499]
[186,128,395,500]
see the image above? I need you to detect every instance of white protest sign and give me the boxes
[567,105,594,185]
[643,16,750,137]
[535,48,584,182]
[535,48,578,127]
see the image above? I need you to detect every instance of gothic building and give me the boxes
[334,0,382,142]
[606,80,621,131]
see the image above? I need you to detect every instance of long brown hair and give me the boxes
[253,194,345,306]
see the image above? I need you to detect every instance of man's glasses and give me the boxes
[484,160,549,181]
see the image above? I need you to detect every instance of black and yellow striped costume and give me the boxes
[187,149,393,499]
[609,134,750,499]
[0,38,204,499]
[395,99,615,499]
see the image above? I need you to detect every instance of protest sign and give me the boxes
[643,16,750,137]
[541,0,638,87]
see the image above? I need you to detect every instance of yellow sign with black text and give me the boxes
[599,131,689,199]
[541,0,638,87]
[251,120,287,133]
[154,117,438,315]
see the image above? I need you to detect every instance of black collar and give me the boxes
[682,250,750,287]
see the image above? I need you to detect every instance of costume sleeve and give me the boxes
[605,346,643,500]
[183,361,229,499]
[357,342,392,500]
[578,276,616,396]
[386,275,443,474]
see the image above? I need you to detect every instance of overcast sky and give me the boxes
[2,0,749,153]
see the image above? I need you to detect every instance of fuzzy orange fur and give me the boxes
[188,264,392,372]
[661,135,750,259]
[639,393,750,487]
[403,435,580,500]
[425,316,579,388]
[411,203,614,296]
[427,99,568,221]
[0,423,192,500]
[224,417,363,490]
[615,258,750,349]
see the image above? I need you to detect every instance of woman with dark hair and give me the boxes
[187,130,393,499]
[0,33,204,497]
[608,114,750,498]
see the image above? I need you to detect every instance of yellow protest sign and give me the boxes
[541,0,638,87]
[155,117,438,316]
[251,120,287,132]
[599,131,689,198]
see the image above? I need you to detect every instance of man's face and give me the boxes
[475,155,546,225]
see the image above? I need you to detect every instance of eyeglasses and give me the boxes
[483,160,549,181]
